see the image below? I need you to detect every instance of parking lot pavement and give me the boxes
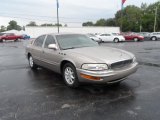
[0,40,160,120]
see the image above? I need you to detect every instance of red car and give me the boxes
[0,33,22,42]
[123,33,144,42]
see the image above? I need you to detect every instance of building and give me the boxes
[25,26,120,38]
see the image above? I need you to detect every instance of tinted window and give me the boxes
[101,34,110,36]
[34,35,46,47]
[44,35,56,48]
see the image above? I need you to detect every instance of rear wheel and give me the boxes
[134,38,139,42]
[151,36,157,41]
[62,63,79,88]
[15,38,20,42]
[28,55,38,70]
[114,38,119,43]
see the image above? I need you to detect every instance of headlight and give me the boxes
[133,57,137,63]
[81,64,108,71]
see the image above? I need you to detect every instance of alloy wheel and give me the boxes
[64,67,75,85]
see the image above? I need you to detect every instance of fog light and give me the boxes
[80,73,102,81]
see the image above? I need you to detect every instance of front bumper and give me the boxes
[77,62,138,84]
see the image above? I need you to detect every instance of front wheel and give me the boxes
[62,63,79,88]
[114,38,119,43]
[28,55,38,70]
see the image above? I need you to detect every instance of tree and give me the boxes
[7,20,22,31]
[82,21,94,26]
[64,24,68,27]
[27,21,37,26]
[54,23,62,27]
[106,18,116,26]
[0,26,6,32]
[41,23,54,26]
[115,5,142,32]
[95,19,107,26]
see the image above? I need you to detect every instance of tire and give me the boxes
[15,38,20,42]
[62,63,79,88]
[151,36,157,41]
[134,38,139,42]
[1,39,5,42]
[114,38,119,43]
[0,39,3,42]
[28,55,38,70]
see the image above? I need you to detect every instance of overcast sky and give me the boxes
[0,0,158,27]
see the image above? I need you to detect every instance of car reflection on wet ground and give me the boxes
[0,40,160,120]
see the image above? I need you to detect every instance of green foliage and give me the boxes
[95,19,106,26]
[82,1,160,32]
[7,20,22,31]
[0,26,6,32]
[82,21,94,26]
[27,21,37,26]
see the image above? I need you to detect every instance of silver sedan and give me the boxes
[26,33,138,88]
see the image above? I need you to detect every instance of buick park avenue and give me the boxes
[26,33,138,88]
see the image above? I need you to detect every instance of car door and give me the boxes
[125,35,132,41]
[41,35,62,73]
[31,35,46,65]
[6,34,14,40]
[5,34,10,40]
[105,34,113,41]
[99,34,109,41]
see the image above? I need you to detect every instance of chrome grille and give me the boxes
[111,59,133,69]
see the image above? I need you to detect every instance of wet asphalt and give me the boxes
[0,40,160,120]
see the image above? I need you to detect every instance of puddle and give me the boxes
[139,61,160,68]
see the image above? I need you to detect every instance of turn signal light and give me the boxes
[80,73,102,81]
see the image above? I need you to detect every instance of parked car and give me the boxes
[26,33,138,88]
[138,32,150,37]
[22,34,31,40]
[149,32,160,41]
[87,34,102,43]
[0,33,22,42]
[123,33,144,42]
[96,33,125,43]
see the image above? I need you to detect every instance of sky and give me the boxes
[0,0,158,27]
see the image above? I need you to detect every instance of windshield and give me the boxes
[56,34,98,50]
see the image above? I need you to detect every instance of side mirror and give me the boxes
[48,44,58,50]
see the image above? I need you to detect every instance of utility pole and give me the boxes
[120,10,123,32]
[154,6,158,32]
[140,25,142,32]
[56,0,59,33]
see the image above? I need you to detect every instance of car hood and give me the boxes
[65,46,134,64]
